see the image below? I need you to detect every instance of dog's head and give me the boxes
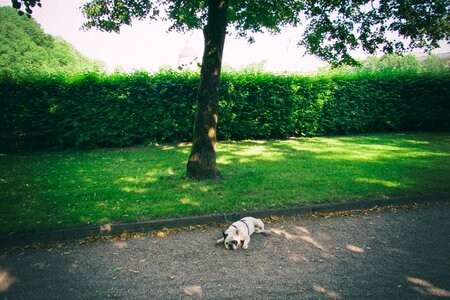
[222,230,240,250]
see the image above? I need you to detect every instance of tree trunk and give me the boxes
[187,0,228,180]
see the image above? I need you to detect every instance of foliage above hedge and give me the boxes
[0,6,104,77]
[1,71,449,152]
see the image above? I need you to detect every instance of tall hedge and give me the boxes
[1,71,449,152]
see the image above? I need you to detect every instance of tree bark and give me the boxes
[187,0,228,180]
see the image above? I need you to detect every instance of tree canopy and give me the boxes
[0,6,104,77]
[79,0,449,66]
[11,0,450,65]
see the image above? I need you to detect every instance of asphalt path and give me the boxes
[1,204,449,299]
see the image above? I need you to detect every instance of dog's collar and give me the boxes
[231,219,250,236]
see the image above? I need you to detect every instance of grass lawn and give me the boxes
[1,132,449,235]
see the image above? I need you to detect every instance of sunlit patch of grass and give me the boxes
[0,132,449,234]
[120,186,148,194]
[355,178,403,188]
[179,197,201,207]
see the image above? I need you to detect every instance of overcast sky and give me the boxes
[1,0,449,73]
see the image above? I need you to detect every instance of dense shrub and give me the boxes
[1,71,449,152]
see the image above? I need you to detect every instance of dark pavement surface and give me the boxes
[1,204,449,299]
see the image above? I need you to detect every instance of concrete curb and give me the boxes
[1,193,449,248]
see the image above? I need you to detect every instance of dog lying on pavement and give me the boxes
[217,217,271,250]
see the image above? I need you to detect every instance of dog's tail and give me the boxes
[254,218,272,235]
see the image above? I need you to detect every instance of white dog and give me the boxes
[216,217,271,250]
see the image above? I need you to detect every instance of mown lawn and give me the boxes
[1,132,449,234]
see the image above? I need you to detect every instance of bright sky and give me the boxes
[1,0,449,73]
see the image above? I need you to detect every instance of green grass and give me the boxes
[1,132,449,235]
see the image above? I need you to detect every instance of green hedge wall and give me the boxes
[1,71,449,152]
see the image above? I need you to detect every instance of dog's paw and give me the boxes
[242,244,248,250]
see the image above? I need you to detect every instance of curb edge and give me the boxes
[1,193,449,248]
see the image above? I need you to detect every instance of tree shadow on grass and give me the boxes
[118,132,450,223]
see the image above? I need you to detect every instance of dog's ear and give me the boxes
[222,230,228,239]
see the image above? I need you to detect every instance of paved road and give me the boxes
[1,204,449,299]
